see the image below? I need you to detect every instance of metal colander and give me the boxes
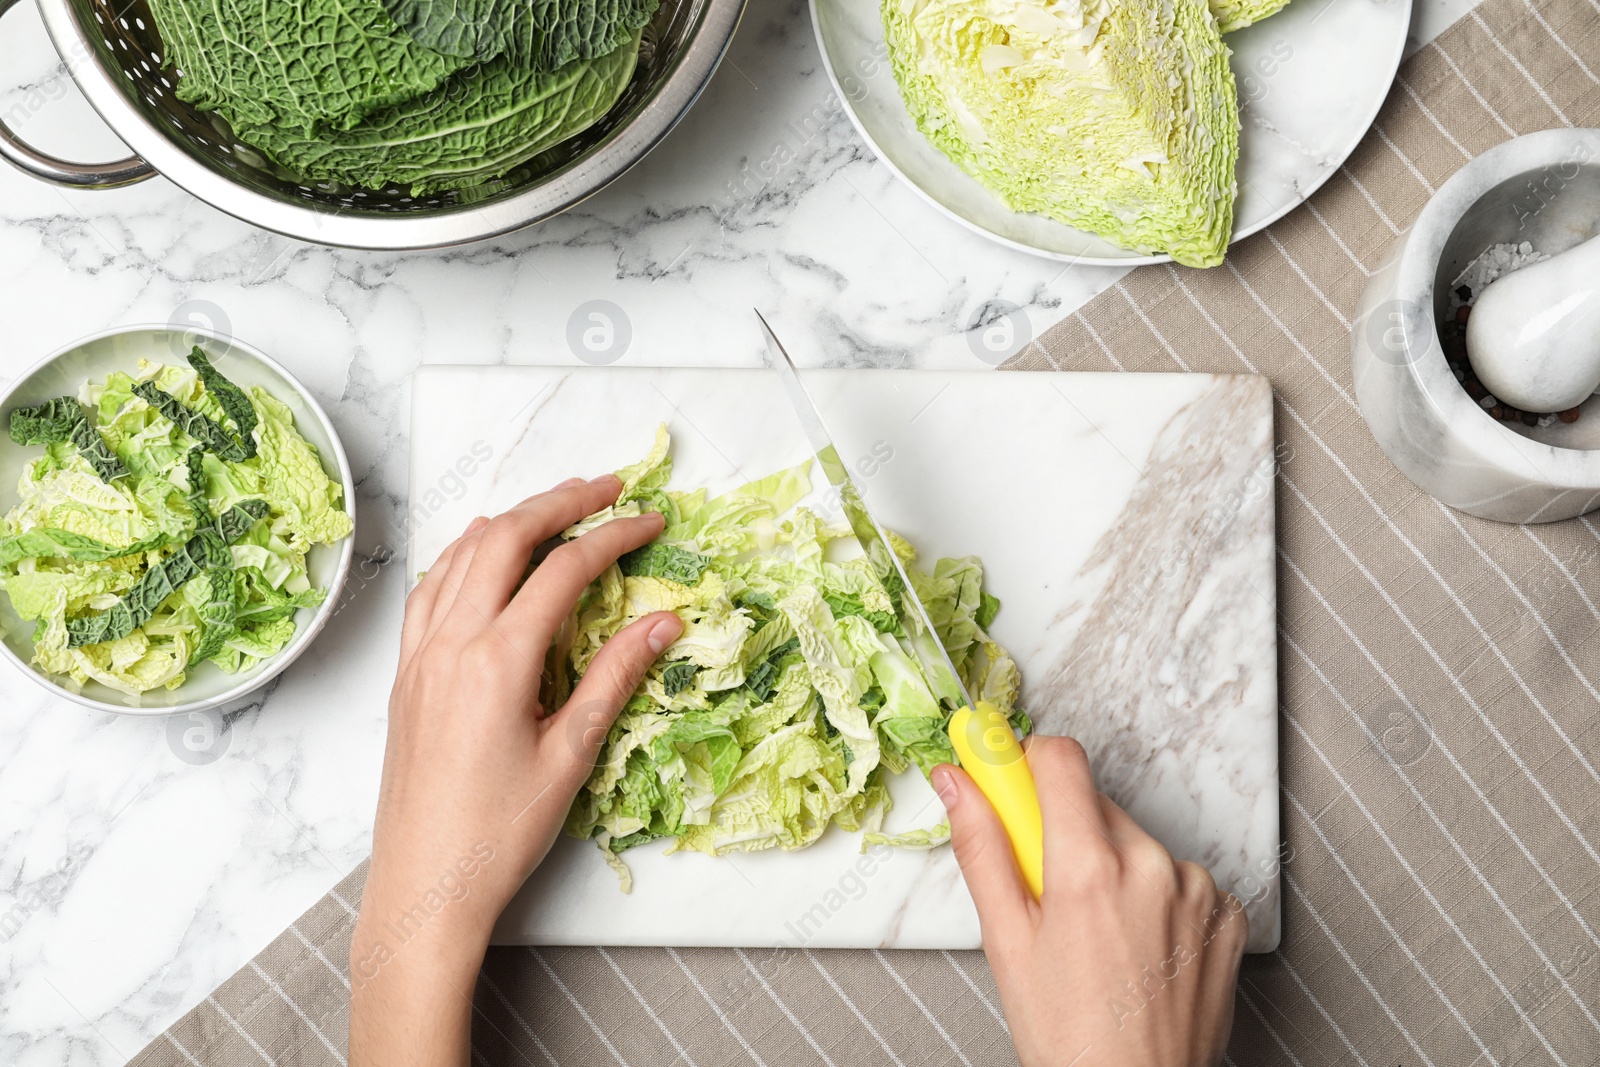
[0,0,744,248]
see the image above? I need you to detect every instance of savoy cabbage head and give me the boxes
[884,0,1241,267]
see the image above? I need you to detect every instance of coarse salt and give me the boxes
[1451,242,1549,304]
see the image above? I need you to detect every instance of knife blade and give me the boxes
[755,310,972,710]
[755,310,1045,897]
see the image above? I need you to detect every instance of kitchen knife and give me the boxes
[755,310,1045,898]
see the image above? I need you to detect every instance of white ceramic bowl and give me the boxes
[810,0,1413,265]
[0,326,355,713]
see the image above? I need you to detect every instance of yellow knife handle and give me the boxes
[947,702,1045,899]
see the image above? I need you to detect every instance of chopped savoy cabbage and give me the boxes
[553,426,1029,887]
[0,352,352,698]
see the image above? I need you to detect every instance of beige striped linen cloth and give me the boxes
[131,0,1600,1061]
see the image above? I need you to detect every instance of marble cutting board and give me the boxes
[409,366,1281,952]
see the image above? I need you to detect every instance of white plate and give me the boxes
[811,0,1414,265]
[0,327,355,715]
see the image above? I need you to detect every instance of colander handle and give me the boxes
[0,0,155,189]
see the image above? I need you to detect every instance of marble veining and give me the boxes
[1030,378,1281,943]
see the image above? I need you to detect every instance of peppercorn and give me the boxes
[1522,411,1538,426]
[1455,285,1473,301]
[1456,305,1471,325]
[1561,408,1582,424]
[1466,379,1487,399]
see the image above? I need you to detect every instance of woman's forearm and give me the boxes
[348,899,489,1067]
[347,480,679,1065]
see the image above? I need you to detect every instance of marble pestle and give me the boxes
[1467,232,1600,414]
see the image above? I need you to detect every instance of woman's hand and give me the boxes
[933,737,1247,1067]
[349,475,682,1067]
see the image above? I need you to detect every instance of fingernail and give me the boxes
[589,473,620,486]
[464,516,489,535]
[931,765,959,808]
[646,615,682,655]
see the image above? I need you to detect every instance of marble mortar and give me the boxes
[1351,127,1600,523]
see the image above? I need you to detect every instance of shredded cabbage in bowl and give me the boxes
[0,353,353,697]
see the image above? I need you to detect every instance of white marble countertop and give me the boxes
[0,0,1484,1059]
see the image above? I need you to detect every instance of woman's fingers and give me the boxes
[1191,876,1249,959]
[1192,877,1248,1054]
[1095,791,1140,843]
[1025,736,1113,894]
[936,763,1035,942]
[1096,791,1177,876]
[444,477,627,627]
[401,517,485,662]
[500,511,666,653]
[549,611,683,783]
[418,520,492,647]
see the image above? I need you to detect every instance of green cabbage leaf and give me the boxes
[9,397,128,483]
[143,0,654,196]
[382,0,658,69]
[231,36,643,197]
[144,0,470,132]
